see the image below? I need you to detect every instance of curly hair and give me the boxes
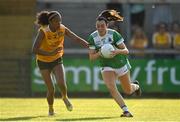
[35,10,61,26]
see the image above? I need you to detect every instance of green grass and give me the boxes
[0,98,180,121]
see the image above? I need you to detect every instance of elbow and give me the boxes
[89,55,95,61]
[126,49,129,55]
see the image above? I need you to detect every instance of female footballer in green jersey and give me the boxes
[88,10,142,117]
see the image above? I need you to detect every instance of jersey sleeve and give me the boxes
[87,35,95,50]
[113,31,124,45]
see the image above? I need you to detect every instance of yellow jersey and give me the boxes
[153,32,171,45]
[130,38,148,49]
[37,24,65,62]
[173,33,180,45]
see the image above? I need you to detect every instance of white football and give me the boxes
[100,43,115,58]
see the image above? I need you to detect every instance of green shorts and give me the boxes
[37,57,63,71]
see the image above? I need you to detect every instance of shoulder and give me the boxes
[107,28,122,36]
[88,31,98,43]
[90,30,98,38]
[165,32,171,36]
[38,26,48,36]
[39,26,48,32]
[60,24,66,28]
[59,24,66,31]
[107,28,116,34]
[153,32,158,36]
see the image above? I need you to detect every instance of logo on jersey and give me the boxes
[102,37,113,44]
[95,39,103,47]
[108,37,113,43]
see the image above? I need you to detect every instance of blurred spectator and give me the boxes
[171,21,179,37]
[129,27,148,58]
[152,22,172,49]
[152,0,173,30]
[130,27,148,49]
[130,4,145,32]
[171,22,180,49]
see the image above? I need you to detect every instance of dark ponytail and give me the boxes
[98,10,124,22]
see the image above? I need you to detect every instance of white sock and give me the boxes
[121,105,128,112]
[131,84,139,93]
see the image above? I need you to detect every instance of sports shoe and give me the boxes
[133,80,142,96]
[120,111,133,117]
[48,108,55,116]
[63,98,73,111]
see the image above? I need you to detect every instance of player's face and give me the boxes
[50,15,61,30]
[96,20,107,36]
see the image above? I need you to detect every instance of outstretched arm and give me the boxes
[65,27,89,48]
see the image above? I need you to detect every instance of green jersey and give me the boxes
[88,29,131,69]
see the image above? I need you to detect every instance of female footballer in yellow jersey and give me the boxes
[32,10,88,116]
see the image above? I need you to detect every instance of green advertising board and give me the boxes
[31,58,180,93]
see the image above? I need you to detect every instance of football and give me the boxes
[100,43,115,58]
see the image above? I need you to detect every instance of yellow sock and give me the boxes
[62,95,68,100]
[49,105,53,110]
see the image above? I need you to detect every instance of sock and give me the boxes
[121,105,129,112]
[134,84,139,90]
[48,105,54,115]
[62,95,68,100]
[49,105,53,110]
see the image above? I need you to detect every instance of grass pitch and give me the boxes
[0,98,180,121]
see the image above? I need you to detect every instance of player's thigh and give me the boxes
[40,69,54,91]
[53,64,65,83]
[102,71,117,89]
[118,72,132,92]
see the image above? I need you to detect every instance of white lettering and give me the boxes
[65,66,91,85]
[131,67,141,81]
[32,60,180,91]
[145,60,156,85]
[93,67,104,91]
[157,67,168,85]
[34,67,44,84]
[34,79,44,84]
[34,67,41,78]
[170,67,180,85]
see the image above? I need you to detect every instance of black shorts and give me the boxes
[37,57,63,71]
